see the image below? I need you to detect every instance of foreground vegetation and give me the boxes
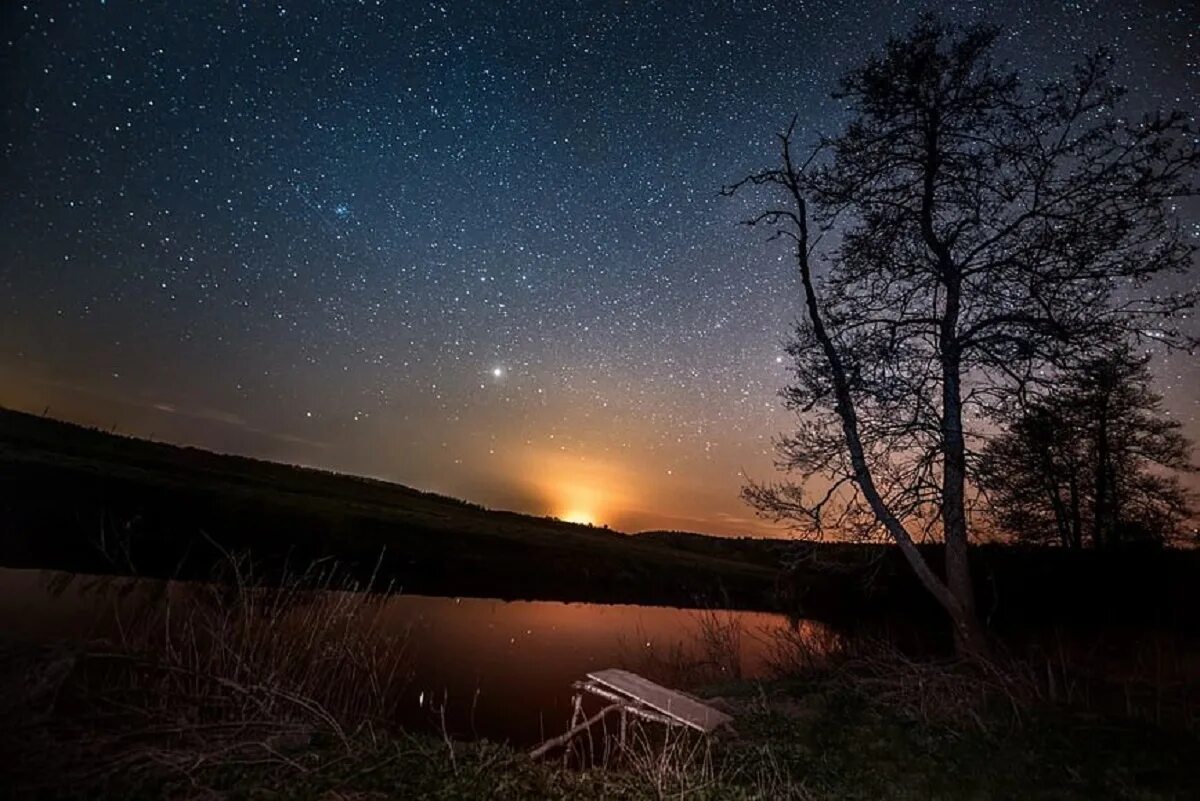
[13,685,1195,800]
[7,643,1197,800]
[3,565,1197,800]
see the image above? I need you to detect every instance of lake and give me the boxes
[0,568,825,745]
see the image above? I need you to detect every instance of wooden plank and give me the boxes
[574,681,677,725]
[585,668,732,733]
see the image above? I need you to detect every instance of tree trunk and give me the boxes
[940,337,986,658]
[1067,470,1083,549]
[1093,402,1111,549]
[768,126,989,664]
[1038,444,1071,547]
[924,112,986,661]
[1107,459,1122,545]
[1048,481,1071,548]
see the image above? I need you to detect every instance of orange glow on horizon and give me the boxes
[559,509,597,526]
[552,481,610,528]
[506,447,632,531]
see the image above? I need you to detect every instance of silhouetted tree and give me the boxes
[980,347,1196,548]
[977,400,1087,549]
[726,17,1198,658]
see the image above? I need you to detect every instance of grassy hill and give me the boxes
[0,407,778,608]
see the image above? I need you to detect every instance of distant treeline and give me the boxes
[639,530,1200,634]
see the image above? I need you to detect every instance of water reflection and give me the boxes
[0,568,827,744]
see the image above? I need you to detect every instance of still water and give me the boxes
[0,568,816,744]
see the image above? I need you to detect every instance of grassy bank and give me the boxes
[7,645,1197,800]
[3,566,1198,800]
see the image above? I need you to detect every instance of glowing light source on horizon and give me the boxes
[515,449,634,531]
[560,509,597,526]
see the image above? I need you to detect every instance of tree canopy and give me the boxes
[728,16,1198,656]
[979,348,1196,549]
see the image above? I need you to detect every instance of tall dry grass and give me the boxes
[616,605,817,688]
[754,621,1200,733]
[6,556,413,791]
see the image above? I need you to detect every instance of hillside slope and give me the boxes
[0,408,777,608]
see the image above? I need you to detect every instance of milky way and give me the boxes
[2,1,1196,534]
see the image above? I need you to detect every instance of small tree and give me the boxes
[726,17,1197,658]
[980,348,1196,548]
[976,401,1088,549]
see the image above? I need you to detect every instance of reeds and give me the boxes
[6,555,413,793]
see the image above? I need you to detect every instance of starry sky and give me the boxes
[2,1,1197,536]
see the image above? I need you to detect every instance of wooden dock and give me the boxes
[530,667,733,758]
[584,668,732,733]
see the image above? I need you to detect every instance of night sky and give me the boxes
[2,1,1197,535]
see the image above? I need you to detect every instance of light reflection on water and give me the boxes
[0,567,826,743]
